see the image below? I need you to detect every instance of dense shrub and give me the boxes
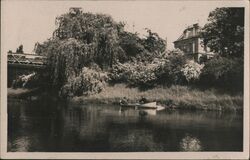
[109,62,132,83]
[109,58,165,87]
[156,50,187,85]
[181,61,204,83]
[109,49,188,87]
[127,60,164,87]
[199,56,243,90]
[60,67,108,97]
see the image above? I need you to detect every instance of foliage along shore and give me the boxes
[8,84,243,112]
[71,84,243,112]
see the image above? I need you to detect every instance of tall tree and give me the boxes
[53,8,125,68]
[36,8,124,88]
[16,45,24,53]
[143,29,166,55]
[118,31,145,58]
[201,8,244,57]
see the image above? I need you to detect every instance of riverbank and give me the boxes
[8,84,243,112]
[73,84,243,111]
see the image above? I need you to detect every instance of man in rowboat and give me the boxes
[139,96,149,104]
[119,97,128,105]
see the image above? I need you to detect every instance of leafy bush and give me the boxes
[110,49,188,87]
[127,61,162,87]
[156,49,187,85]
[110,58,165,87]
[60,67,108,97]
[181,60,204,83]
[199,56,243,90]
[109,62,130,83]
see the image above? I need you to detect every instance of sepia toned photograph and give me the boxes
[1,0,249,159]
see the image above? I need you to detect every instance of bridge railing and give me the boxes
[7,53,47,66]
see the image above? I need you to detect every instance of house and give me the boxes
[173,23,213,62]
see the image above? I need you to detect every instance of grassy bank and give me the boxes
[73,84,243,111]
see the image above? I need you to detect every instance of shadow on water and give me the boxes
[8,98,243,152]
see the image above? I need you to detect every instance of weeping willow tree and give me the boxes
[34,8,167,94]
[35,8,124,89]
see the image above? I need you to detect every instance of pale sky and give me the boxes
[1,0,247,54]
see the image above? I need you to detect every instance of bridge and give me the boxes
[8,53,47,87]
[8,53,47,69]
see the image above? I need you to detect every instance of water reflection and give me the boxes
[11,136,30,152]
[179,134,202,151]
[8,99,243,152]
[109,129,163,151]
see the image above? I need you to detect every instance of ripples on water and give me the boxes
[8,98,243,152]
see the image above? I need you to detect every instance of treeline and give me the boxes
[18,7,243,97]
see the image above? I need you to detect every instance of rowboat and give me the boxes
[138,102,157,109]
[120,102,164,110]
[120,103,140,108]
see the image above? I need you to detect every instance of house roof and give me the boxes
[174,23,201,43]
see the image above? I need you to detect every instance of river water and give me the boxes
[8,98,243,152]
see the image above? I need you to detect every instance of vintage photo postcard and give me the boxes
[1,0,249,159]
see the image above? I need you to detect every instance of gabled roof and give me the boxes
[174,23,201,43]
